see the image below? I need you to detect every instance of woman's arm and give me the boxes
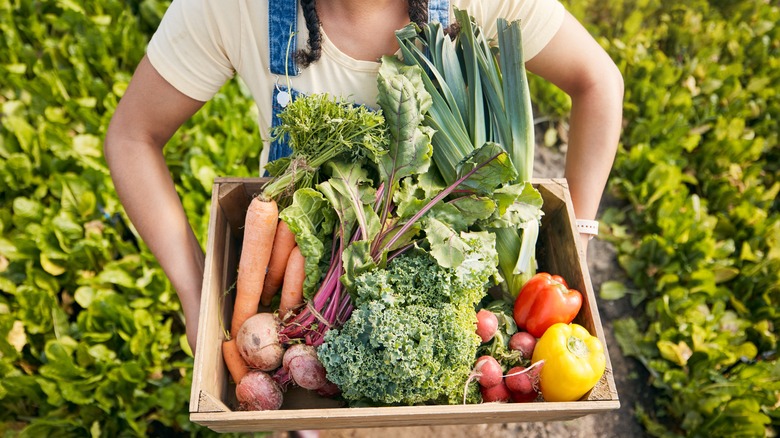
[104,55,207,352]
[526,11,624,253]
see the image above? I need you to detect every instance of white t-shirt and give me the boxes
[147,0,565,168]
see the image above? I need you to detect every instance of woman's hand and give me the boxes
[105,55,207,353]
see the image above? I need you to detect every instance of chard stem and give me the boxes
[378,152,501,259]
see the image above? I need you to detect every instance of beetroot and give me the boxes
[283,344,327,390]
[236,313,285,371]
[316,380,342,398]
[236,370,284,411]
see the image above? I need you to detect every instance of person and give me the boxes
[104,0,623,357]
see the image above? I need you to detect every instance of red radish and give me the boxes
[475,309,499,343]
[236,370,284,411]
[236,313,285,371]
[283,344,327,390]
[505,365,537,394]
[509,331,537,360]
[473,355,503,388]
[506,364,541,403]
[480,381,511,403]
[510,389,538,403]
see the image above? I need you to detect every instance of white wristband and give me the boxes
[576,219,599,239]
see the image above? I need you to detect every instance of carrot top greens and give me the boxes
[262,94,388,207]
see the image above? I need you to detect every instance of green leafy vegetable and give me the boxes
[278,40,516,348]
[395,10,543,298]
[264,93,388,207]
[319,250,495,405]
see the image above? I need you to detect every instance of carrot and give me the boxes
[278,246,306,319]
[232,197,278,336]
[259,220,297,307]
[222,338,250,385]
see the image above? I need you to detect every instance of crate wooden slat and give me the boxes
[191,400,620,433]
[190,177,619,433]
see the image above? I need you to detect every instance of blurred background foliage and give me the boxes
[0,0,777,436]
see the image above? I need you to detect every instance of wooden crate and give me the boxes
[190,177,620,433]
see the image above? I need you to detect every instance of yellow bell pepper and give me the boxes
[531,323,606,402]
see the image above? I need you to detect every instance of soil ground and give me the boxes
[272,144,652,438]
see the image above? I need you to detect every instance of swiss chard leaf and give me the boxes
[317,161,380,244]
[376,56,434,187]
[455,142,517,194]
[486,182,544,228]
[429,197,496,233]
[424,217,471,269]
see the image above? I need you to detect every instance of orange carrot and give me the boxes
[260,220,297,307]
[278,246,306,320]
[232,197,278,336]
[222,338,249,384]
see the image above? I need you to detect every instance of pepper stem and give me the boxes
[567,335,590,358]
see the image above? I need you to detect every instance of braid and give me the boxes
[408,0,428,27]
[296,0,322,68]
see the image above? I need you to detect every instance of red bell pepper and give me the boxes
[513,273,583,338]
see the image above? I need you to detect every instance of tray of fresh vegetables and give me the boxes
[189,10,619,432]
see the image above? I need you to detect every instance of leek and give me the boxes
[394,9,540,297]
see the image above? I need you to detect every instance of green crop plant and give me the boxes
[528,0,779,436]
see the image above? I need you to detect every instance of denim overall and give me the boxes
[267,0,450,162]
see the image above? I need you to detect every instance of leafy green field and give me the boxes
[556,0,779,436]
[1,0,255,435]
[1,0,778,436]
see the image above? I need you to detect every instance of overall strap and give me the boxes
[268,85,301,163]
[267,0,300,170]
[428,0,450,26]
[268,0,299,76]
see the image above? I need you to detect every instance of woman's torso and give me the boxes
[146,0,564,168]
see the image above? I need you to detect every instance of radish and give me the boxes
[236,312,285,371]
[509,331,537,360]
[510,389,538,403]
[236,370,284,411]
[505,364,540,403]
[283,344,327,390]
[475,309,499,343]
[505,365,537,394]
[473,355,503,388]
[462,355,505,404]
[480,381,511,403]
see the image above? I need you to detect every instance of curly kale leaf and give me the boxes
[352,248,493,309]
[318,251,491,405]
[319,301,479,405]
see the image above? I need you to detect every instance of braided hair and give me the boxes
[295,0,430,68]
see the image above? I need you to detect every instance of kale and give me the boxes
[318,251,493,405]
